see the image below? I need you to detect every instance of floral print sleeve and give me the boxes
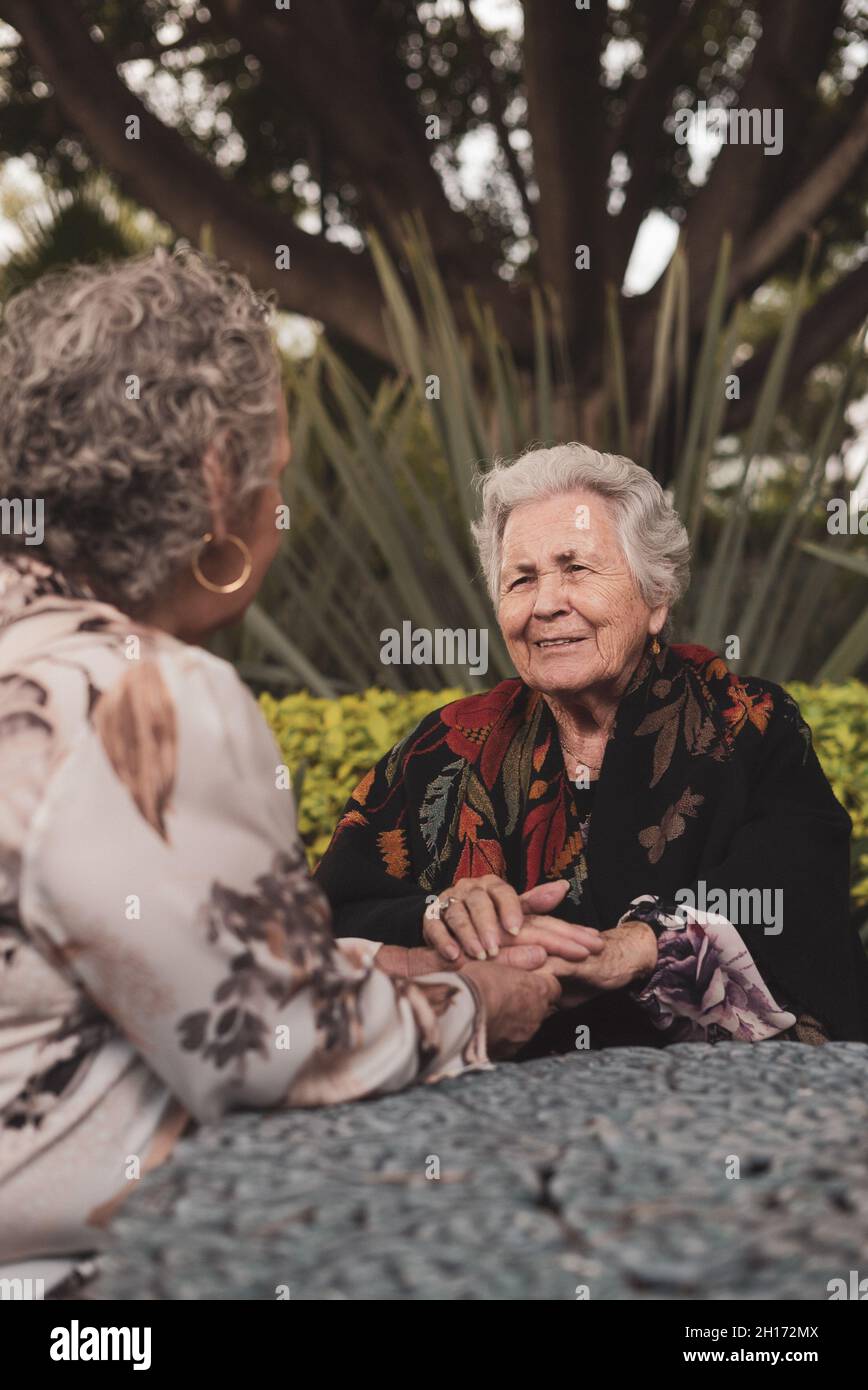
[0,561,488,1285]
[620,895,797,1042]
[19,647,487,1121]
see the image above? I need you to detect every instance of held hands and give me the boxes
[418,875,658,1008]
[534,919,659,1005]
[461,960,561,1059]
[422,874,605,966]
[377,886,565,1058]
[374,944,560,1059]
[376,881,659,1059]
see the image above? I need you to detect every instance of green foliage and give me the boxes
[0,179,164,299]
[611,235,868,682]
[787,681,868,915]
[260,686,465,862]
[261,681,868,920]
[232,222,868,697]
[1,189,864,694]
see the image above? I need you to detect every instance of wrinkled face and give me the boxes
[497,489,666,698]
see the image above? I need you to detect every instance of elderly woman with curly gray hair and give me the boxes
[0,249,564,1294]
[318,444,868,1053]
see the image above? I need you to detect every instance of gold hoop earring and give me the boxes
[192,533,253,595]
[650,635,661,655]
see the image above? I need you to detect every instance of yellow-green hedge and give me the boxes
[259,688,466,863]
[260,681,868,908]
[787,681,868,907]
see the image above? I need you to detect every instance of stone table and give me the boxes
[94,1042,868,1300]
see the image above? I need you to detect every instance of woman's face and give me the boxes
[497,489,666,698]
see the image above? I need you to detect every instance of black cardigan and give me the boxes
[316,644,868,1044]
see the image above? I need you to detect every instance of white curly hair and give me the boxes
[471,443,691,630]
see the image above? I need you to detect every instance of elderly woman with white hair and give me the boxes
[318,445,868,1050]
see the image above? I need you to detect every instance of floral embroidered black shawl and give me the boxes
[316,643,868,1043]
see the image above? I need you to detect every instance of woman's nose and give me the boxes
[532,571,571,618]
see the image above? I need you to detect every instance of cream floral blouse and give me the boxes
[0,557,487,1292]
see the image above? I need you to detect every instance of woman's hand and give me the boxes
[535,920,658,1005]
[376,944,562,1058]
[461,960,562,1059]
[422,875,604,964]
[376,941,548,978]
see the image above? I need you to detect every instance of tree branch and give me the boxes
[1,0,393,360]
[731,94,868,296]
[113,14,222,63]
[726,257,868,430]
[522,0,609,344]
[625,0,847,416]
[460,0,535,235]
[609,0,697,156]
[683,0,845,329]
[212,6,486,268]
[207,0,532,352]
[605,0,704,289]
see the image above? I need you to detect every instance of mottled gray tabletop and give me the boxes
[94,1042,868,1300]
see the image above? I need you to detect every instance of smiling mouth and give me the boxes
[534,636,587,648]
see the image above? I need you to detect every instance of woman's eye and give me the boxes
[509,576,531,589]
[567,564,586,574]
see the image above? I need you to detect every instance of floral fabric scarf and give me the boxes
[317,642,868,1043]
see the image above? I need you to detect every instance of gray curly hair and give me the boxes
[471,444,690,628]
[0,247,280,612]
